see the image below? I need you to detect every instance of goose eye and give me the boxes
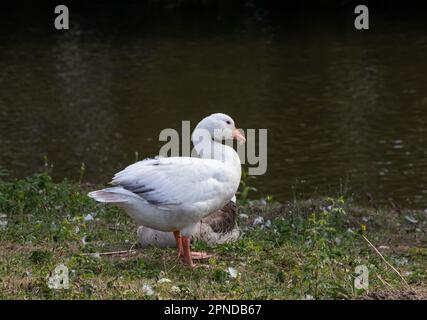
[226,120,231,125]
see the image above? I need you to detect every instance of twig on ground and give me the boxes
[362,235,410,289]
[83,249,136,256]
[376,274,394,290]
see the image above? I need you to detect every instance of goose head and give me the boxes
[192,113,246,144]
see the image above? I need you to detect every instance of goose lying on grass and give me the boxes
[88,113,245,267]
[137,198,240,247]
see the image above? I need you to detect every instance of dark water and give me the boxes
[0,7,427,208]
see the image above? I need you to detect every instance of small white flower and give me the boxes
[239,213,249,220]
[0,218,7,230]
[253,216,264,226]
[264,220,272,228]
[227,267,239,278]
[91,252,100,259]
[84,214,94,222]
[304,294,315,300]
[142,284,155,296]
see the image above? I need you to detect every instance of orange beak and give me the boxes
[232,128,246,142]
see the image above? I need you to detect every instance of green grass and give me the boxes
[0,171,426,299]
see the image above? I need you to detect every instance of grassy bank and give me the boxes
[0,172,426,299]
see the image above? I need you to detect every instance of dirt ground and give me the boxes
[357,289,427,300]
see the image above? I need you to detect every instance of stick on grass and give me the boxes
[362,235,410,289]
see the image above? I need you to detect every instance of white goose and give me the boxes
[88,113,245,267]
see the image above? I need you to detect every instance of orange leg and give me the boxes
[181,236,214,268]
[173,230,183,258]
[182,236,194,267]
